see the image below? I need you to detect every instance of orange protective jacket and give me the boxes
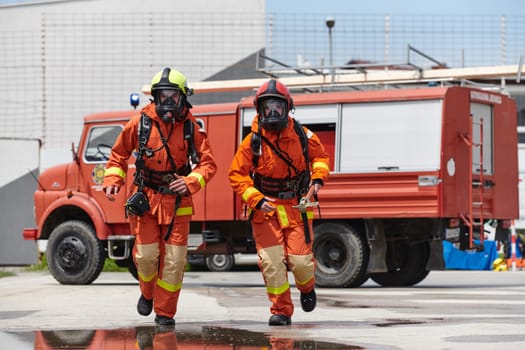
[103,103,217,224]
[229,116,330,214]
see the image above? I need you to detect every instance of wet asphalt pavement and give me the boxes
[1,269,525,349]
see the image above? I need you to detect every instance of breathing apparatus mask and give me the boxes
[259,97,289,131]
[155,89,187,123]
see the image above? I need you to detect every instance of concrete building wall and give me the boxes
[0,139,40,265]
[0,0,265,265]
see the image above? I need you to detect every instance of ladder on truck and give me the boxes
[460,116,485,251]
[142,64,525,95]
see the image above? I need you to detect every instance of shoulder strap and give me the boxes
[251,132,262,168]
[293,119,310,163]
[293,118,310,170]
[134,113,153,190]
[292,118,311,190]
[138,113,152,155]
[251,118,309,174]
[260,134,300,174]
[184,118,200,165]
[138,116,200,173]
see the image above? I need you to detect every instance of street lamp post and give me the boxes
[326,17,335,86]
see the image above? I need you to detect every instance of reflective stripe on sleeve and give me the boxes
[312,161,330,171]
[242,187,259,202]
[188,172,205,188]
[104,167,126,179]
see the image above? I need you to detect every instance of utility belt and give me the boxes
[253,171,308,199]
[136,165,190,194]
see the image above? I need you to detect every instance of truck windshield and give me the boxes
[84,125,123,162]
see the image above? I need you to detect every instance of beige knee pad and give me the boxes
[135,242,159,282]
[259,245,288,290]
[287,253,314,286]
[162,245,188,287]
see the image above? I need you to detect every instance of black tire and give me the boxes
[370,241,430,287]
[205,254,234,272]
[47,220,105,285]
[128,261,139,280]
[313,222,369,288]
[115,256,138,280]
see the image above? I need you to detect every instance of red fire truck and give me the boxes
[23,84,518,287]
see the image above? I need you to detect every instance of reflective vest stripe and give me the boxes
[276,205,289,228]
[177,206,193,216]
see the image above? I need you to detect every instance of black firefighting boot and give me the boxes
[268,314,292,326]
[155,315,175,326]
[300,289,316,312]
[137,295,153,316]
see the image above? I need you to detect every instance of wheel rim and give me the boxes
[211,255,227,267]
[56,236,88,273]
[315,235,348,274]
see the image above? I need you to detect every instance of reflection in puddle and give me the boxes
[3,325,362,349]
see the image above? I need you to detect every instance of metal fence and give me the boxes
[1,12,524,151]
[266,14,525,71]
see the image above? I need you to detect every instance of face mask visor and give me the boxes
[261,98,287,120]
[160,89,182,100]
[156,90,186,123]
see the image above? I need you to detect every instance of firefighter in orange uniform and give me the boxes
[103,67,217,326]
[228,79,330,325]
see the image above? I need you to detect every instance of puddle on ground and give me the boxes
[1,325,363,349]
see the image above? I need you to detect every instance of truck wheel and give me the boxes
[313,222,369,288]
[128,261,139,280]
[205,254,234,272]
[116,257,139,280]
[47,220,105,285]
[370,241,430,287]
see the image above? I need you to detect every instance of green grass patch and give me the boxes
[103,258,128,272]
[0,271,16,278]
[24,254,128,273]
[25,254,48,271]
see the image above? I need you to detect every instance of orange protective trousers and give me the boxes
[252,204,316,317]
[129,213,189,319]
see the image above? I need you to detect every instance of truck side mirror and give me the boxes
[71,142,79,164]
